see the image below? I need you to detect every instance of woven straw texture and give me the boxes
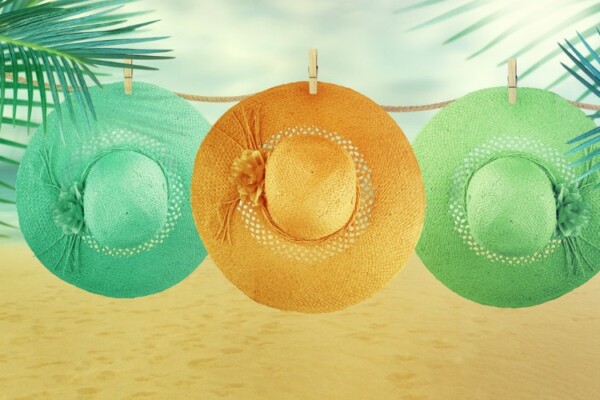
[17,82,211,298]
[191,81,425,313]
[414,87,600,307]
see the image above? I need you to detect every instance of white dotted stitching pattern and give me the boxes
[73,129,184,257]
[449,136,574,265]
[239,125,375,262]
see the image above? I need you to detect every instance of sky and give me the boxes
[0,0,598,238]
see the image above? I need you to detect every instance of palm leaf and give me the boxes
[0,219,16,228]
[0,137,26,148]
[0,150,17,231]
[0,154,17,164]
[562,32,600,187]
[0,0,171,239]
[1,115,37,127]
[400,0,600,98]
[0,0,171,135]
[0,178,15,190]
[407,1,493,32]
[0,188,16,233]
[394,0,448,13]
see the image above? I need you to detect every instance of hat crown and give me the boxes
[83,150,168,248]
[466,156,556,257]
[264,134,357,241]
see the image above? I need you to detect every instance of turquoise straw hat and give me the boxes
[414,87,600,307]
[17,82,210,298]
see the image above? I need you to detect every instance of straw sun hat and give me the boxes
[17,82,211,298]
[414,87,600,307]
[192,82,425,313]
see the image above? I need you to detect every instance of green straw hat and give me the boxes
[17,82,210,298]
[414,87,600,307]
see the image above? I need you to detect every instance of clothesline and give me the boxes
[174,91,459,112]
[8,73,600,112]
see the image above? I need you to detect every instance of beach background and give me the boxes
[2,245,600,399]
[1,1,600,399]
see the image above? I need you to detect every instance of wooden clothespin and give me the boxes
[508,58,517,104]
[308,49,318,95]
[124,59,133,95]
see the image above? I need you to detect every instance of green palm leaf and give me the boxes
[0,0,170,236]
[1,136,27,233]
[0,0,171,135]
[0,181,13,191]
[0,154,17,231]
[0,137,26,148]
[400,0,600,98]
[0,137,26,223]
[0,219,16,228]
[0,175,16,232]
[562,32,600,187]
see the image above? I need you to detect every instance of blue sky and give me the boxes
[1,0,598,238]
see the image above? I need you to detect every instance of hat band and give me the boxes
[259,185,362,244]
[39,147,85,272]
[463,153,557,208]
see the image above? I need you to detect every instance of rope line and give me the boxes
[175,92,250,103]
[9,74,600,112]
[175,91,600,112]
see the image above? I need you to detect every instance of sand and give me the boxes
[1,243,599,400]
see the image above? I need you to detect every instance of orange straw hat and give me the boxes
[191,82,425,313]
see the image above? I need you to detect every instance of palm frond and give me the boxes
[562,32,600,187]
[407,1,493,32]
[394,0,448,13]
[0,136,26,148]
[0,219,16,228]
[0,142,18,231]
[0,154,17,164]
[1,115,37,127]
[0,0,171,134]
[0,178,14,190]
[0,1,169,239]
[0,177,16,232]
[400,0,600,97]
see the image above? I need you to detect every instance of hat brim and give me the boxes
[17,82,210,298]
[192,82,425,313]
[414,87,600,307]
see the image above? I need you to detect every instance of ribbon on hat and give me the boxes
[215,107,362,245]
[229,149,266,206]
[555,183,591,239]
[53,183,85,236]
[554,180,600,275]
[39,147,84,272]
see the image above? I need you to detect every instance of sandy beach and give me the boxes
[1,243,599,400]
